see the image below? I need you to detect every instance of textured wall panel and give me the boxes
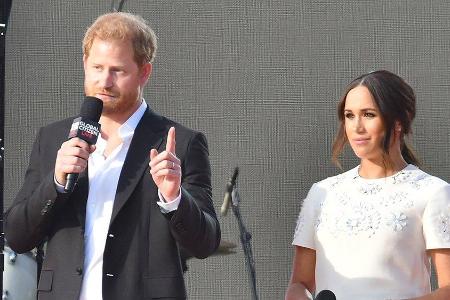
[4,1,449,298]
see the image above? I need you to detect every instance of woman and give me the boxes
[286,70,450,300]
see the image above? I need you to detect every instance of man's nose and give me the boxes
[99,71,114,88]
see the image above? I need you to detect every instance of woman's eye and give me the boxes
[344,113,354,119]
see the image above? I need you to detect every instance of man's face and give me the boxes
[83,38,151,120]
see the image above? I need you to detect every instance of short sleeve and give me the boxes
[292,183,320,249]
[423,184,450,249]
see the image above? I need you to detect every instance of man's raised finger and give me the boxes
[165,127,176,154]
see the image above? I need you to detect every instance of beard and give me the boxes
[85,86,141,118]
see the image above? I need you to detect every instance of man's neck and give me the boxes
[99,117,121,142]
[98,117,127,158]
[99,99,142,141]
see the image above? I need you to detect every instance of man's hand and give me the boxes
[149,127,181,202]
[55,138,95,185]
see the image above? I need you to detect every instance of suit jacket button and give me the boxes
[76,267,83,275]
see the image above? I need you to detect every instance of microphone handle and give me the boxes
[64,173,80,193]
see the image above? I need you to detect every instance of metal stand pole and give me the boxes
[231,187,258,300]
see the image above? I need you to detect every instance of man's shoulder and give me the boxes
[41,117,74,131]
[143,109,204,140]
[36,117,75,142]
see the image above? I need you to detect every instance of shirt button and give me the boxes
[76,267,83,275]
[106,273,114,277]
[108,234,114,238]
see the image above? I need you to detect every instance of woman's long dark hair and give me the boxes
[332,70,420,168]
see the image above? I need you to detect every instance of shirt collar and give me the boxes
[117,99,148,141]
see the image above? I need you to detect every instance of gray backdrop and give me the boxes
[4,1,450,299]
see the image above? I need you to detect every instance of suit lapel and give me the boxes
[110,108,166,224]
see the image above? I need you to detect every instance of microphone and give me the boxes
[315,290,336,300]
[220,167,239,216]
[64,96,103,192]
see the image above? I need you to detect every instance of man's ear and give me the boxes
[83,54,88,71]
[140,63,152,86]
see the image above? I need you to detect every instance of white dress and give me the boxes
[293,164,450,300]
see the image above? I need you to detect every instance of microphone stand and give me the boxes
[110,0,127,12]
[231,185,258,300]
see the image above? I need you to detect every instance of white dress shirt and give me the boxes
[63,100,181,300]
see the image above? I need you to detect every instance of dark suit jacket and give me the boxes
[5,108,221,300]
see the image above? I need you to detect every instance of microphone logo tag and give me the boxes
[68,117,101,144]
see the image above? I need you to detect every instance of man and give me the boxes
[5,12,220,300]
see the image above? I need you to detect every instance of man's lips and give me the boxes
[95,93,117,100]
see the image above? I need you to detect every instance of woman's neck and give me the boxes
[359,156,408,179]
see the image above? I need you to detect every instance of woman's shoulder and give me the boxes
[313,166,359,190]
[407,165,449,189]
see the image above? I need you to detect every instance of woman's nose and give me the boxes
[354,117,365,133]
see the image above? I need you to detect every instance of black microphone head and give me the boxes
[315,290,336,300]
[80,96,103,122]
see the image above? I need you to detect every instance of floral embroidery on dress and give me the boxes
[329,174,345,189]
[357,182,383,195]
[386,212,408,232]
[383,192,413,209]
[436,205,450,242]
[408,174,433,190]
[342,202,381,237]
[295,165,450,244]
[317,195,382,238]
[391,170,411,184]
[314,166,421,238]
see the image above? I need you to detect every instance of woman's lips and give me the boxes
[352,138,370,145]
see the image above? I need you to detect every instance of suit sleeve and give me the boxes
[168,131,221,259]
[5,127,69,253]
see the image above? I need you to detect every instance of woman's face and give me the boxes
[344,85,386,161]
